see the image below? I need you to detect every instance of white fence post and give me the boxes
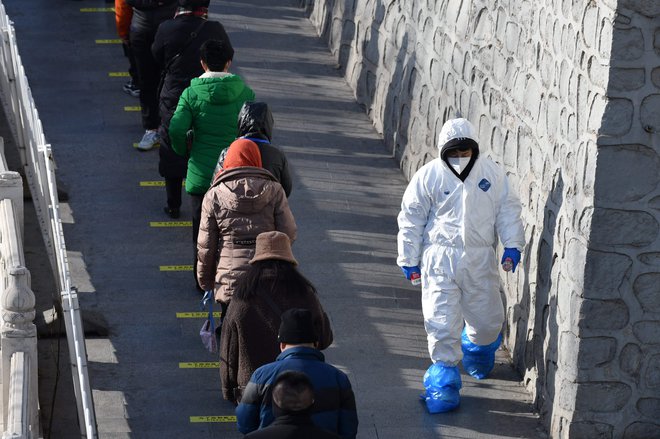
[2,352,31,439]
[0,201,38,436]
[0,174,22,236]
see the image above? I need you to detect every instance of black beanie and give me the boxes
[278,309,318,344]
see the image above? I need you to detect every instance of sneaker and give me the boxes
[163,206,180,219]
[122,79,140,98]
[136,130,160,151]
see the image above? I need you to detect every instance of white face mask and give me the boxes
[448,157,471,174]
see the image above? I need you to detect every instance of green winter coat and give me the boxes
[169,74,255,195]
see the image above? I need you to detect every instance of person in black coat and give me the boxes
[215,101,293,197]
[151,0,232,218]
[243,371,341,439]
[127,0,178,151]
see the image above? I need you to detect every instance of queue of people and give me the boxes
[115,1,358,437]
[116,0,525,433]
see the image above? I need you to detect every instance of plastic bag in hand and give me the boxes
[200,319,217,353]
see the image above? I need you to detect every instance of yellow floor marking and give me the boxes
[159,265,193,271]
[124,106,141,111]
[176,312,221,318]
[81,7,114,12]
[179,362,220,369]
[108,72,129,77]
[95,39,122,44]
[149,221,192,227]
[190,416,236,423]
[139,181,184,187]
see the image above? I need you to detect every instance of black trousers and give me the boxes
[122,42,139,86]
[165,178,183,210]
[130,29,160,130]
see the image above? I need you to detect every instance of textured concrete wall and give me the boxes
[581,2,660,438]
[299,0,660,437]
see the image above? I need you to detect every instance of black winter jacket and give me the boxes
[231,102,293,196]
[152,16,232,179]
[128,1,177,34]
[152,16,231,122]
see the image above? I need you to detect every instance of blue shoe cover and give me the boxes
[461,330,502,379]
[420,363,461,413]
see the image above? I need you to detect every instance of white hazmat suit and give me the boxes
[397,118,525,365]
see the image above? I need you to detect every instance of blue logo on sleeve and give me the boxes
[478,178,491,192]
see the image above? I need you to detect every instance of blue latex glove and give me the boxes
[400,266,421,280]
[501,248,521,273]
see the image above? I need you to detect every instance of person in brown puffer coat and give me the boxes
[219,231,333,404]
[196,138,297,314]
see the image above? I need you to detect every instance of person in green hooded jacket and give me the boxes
[169,38,255,290]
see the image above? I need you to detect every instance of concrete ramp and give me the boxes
[3,0,544,437]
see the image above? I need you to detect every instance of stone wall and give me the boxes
[299,0,660,437]
[580,2,660,438]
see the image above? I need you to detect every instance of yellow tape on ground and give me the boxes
[159,265,193,271]
[139,180,184,186]
[149,221,192,227]
[190,416,236,423]
[124,106,141,111]
[176,312,222,318]
[81,7,114,12]
[95,39,122,44]
[179,362,220,369]
[108,72,130,77]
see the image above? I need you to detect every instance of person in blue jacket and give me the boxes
[397,118,525,413]
[243,371,341,439]
[236,308,358,439]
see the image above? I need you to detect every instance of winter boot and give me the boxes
[420,362,462,413]
[461,328,502,379]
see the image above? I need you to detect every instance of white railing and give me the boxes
[0,139,37,438]
[0,2,97,438]
[4,352,32,439]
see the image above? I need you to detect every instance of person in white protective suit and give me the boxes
[397,118,525,413]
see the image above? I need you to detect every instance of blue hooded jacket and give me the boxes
[236,347,358,439]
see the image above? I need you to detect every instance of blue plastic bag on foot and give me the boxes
[421,362,461,413]
[461,330,502,379]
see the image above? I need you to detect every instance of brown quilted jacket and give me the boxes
[196,167,297,303]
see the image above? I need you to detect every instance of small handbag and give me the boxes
[199,291,217,353]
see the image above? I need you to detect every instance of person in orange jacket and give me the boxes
[114,0,140,97]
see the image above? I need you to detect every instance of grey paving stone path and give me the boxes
[3,0,546,438]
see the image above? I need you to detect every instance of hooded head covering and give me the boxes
[222,139,262,170]
[238,102,274,142]
[176,0,209,17]
[437,118,480,160]
[437,118,480,180]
